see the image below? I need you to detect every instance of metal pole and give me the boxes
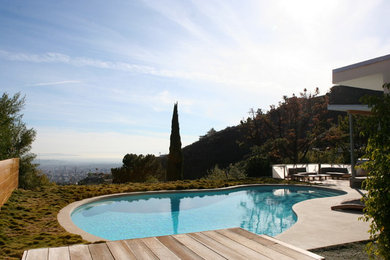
[349,113,356,187]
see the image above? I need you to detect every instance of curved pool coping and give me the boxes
[57,184,346,243]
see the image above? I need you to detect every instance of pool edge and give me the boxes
[57,183,346,242]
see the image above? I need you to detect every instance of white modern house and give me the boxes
[328,54,390,188]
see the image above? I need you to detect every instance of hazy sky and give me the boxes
[1,0,389,162]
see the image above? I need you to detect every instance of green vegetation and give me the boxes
[205,164,247,180]
[183,125,249,179]
[0,92,50,190]
[167,102,183,181]
[205,155,272,180]
[111,153,164,183]
[0,178,298,259]
[361,83,390,259]
[199,127,217,140]
[182,87,374,180]
[183,88,356,179]
[241,88,332,164]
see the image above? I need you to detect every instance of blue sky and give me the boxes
[1,0,389,162]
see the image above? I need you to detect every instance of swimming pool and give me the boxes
[70,185,345,241]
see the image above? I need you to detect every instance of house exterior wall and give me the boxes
[333,54,390,92]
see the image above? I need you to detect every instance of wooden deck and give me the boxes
[22,228,324,260]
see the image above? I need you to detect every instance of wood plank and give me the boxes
[21,250,28,260]
[0,169,11,183]
[0,160,13,171]
[228,228,276,246]
[106,240,137,260]
[217,229,294,260]
[22,228,324,260]
[202,230,271,260]
[233,229,319,260]
[48,246,70,260]
[157,235,203,260]
[69,244,92,260]
[25,248,48,260]
[260,235,325,260]
[230,229,316,260]
[124,239,158,260]
[142,237,181,259]
[189,232,247,260]
[88,243,114,260]
[272,244,322,260]
[0,172,12,189]
[173,233,226,260]
[0,158,18,208]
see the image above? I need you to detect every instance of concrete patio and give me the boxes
[276,179,370,250]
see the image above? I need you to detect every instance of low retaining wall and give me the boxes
[0,158,19,208]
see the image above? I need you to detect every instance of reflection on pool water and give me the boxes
[71,185,345,240]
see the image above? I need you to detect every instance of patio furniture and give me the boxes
[287,167,307,180]
[331,204,364,211]
[292,172,331,181]
[331,199,365,212]
[292,172,316,181]
[310,174,331,181]
[320,167,350,180]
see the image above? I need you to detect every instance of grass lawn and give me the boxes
[1,178,301,259]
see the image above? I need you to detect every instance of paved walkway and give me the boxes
[276,180,370,250]
[22,228,324,260]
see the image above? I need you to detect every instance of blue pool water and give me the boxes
[71,185,345,240]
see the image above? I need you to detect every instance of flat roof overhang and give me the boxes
[327,104,372,115]
[330,54,389,188]
[333,54,390,92]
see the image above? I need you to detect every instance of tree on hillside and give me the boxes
[111,153,164,183]
[0,92,49,189]
[361,83,390,258]
[241,89,335,164]
[306,114,369,164]
[182,125,249,179]
[167,103,183,181]
[199,128,217,140]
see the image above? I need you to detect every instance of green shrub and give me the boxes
[244,155,271,177]
[206,165,228,180]
[361,83,390,259]
[112,153,164,183]
[205,164,246,180]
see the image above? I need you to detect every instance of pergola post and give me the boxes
[348,113,356,187]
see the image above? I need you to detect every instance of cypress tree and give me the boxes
[167,102,183,180]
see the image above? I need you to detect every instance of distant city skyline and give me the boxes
[1,0,389,162]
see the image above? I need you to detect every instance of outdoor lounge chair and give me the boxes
[292,172,314,181]
[293,172,331,181]
[320,167,350,180]
[287,167,307,180]
[289,167,331,181]
[331,199,365,212]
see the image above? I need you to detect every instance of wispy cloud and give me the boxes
[30,80,82,86]
[140,0,389,95]
[0,49,265,89]
[1,0,389,160]
[0,50,155,73]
